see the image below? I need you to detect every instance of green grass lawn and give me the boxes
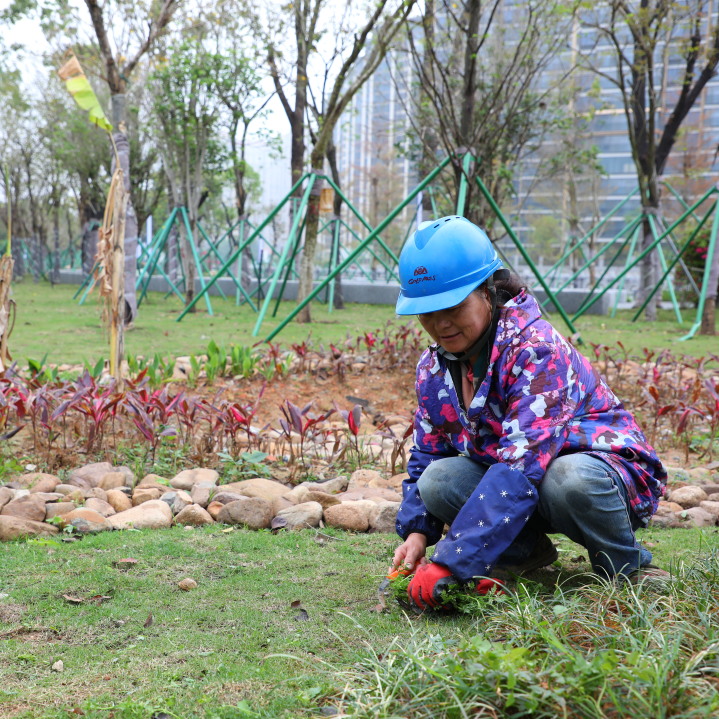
[0,525,716,718]
[11,279,717,367]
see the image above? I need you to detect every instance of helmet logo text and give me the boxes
[413,266,428,276]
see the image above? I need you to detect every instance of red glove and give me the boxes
[475,578,506,596]
[407,562,457,611]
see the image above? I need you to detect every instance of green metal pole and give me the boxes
[327,216,341,314]
[138,208,184,306]
[253,175,316,335]
[75,261,100,304]
[611,225,641,318]
[632,200,716,321]
[544,188,640,278]
[272,209,309,317]
[474,176,581,340]
[263,156,454,341]
[647,213,682,323]
[196,220,259,305]
[547,213,644,300]
[324,176,401,267]
[179,207,214,316]
[176,173,310,321]
[679,194,719,341]
[570,187,717,319]
[455,153,472,216]
[195,223,229,301]
[572,232,635,318]
[661,181,701,222]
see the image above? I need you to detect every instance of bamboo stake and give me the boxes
[0,164,14,372]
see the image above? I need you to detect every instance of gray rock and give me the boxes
[274,501,323,529]
[368,501,400,533]
[174,504,214,526]
[160,490,193,515]
[217,498,272,529]
[108,500,173,530]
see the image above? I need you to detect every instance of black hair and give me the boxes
[475,271,526,306]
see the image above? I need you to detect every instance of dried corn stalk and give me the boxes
[0,254,14,372]
[92,166,126,383]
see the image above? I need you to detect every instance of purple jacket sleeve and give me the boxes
[395,403,454,545]
[429,463,538,582]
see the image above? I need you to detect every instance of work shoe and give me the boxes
[624,565,673,589]
[493,535,558,578]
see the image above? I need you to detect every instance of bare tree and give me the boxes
[266,0,415,323]
[583,0,719,330]
[395,0,576,229]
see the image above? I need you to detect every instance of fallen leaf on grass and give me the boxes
[88,595,112,604]
[144,613,153,628]
[290,600,302,609]
[221,527,234,533]
[62,595,84,604]
[369,603,387,613]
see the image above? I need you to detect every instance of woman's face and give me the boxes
[417,289,492,356]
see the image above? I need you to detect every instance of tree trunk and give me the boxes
[296,152,325,323]
[638,209,659,321]
[456,0,480,219]
[700,235,719,334]
[326,137,344,309]
[111,95,138,325]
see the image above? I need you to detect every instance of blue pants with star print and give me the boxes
[417,452,652,579]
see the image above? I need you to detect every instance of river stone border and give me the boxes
[0,463,717,541]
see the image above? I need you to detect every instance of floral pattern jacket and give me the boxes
[396,292,666,582]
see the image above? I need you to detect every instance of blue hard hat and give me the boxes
[395,216,503,315]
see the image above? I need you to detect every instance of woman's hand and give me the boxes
[391,532,428,574]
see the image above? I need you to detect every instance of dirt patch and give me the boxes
[0,603,25,625]
[181,365,418,427]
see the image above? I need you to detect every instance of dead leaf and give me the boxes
[88,595,112,604]
[369,603,387,613]
[62,595,84,604]
[221,527,234,533]
[143,613,153,628]
[290,600,302,609]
